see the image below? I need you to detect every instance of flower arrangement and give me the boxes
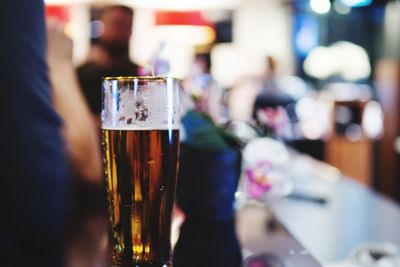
[242,137,293,199]
[245,161,274,198]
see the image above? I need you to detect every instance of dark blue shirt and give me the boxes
[0,0,68,265]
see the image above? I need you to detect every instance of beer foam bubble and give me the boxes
[102,78,180,130]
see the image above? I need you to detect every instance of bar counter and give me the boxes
[64,150,400,267]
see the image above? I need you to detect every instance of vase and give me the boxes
[176,144,242,222]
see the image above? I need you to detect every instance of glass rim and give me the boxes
[102,76,181,82]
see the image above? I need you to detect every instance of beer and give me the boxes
[102,128,179,266]
[102,76,180,266]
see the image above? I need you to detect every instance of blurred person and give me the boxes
[181,54,239,151]
[47,21,102,184]
[252,56,296,138]
[183,54,222,122]
[0,0,68,265]
[77,5,139,124]
[253,56,295,116]
[0,1,103,265]
[47,20,106,267]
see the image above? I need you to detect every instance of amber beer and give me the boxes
[103,128,179,266]
[101,77,180,266]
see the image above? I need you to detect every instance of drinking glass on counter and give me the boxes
[101,76,180,266]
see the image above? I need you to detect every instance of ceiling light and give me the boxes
[334,0,352,14]
[155,11,216,45]
[310,0,331,14]
[155,25,215,45]
[45,0,240,10]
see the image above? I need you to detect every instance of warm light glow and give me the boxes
[362,101,384,139]
[304,42,371,81]
[296,97,331,140]
[63,22,74,38]
[45,0,239,10]
[334,0,352,14]
[122,0,239,10]
[45,0,91,4]
[211,44,265,88]
[394,137,400,155]
[331,42,371,81]
[155,25,215,45]
[310,0,331,14]
[303,46,333,79]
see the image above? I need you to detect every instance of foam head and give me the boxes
[102,76,180,130]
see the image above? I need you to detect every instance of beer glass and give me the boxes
[101,77,180,266]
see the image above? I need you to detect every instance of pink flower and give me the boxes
[245,161,274,198]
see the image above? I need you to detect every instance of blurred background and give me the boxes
[39,1,400,266]
[44,0,400,201]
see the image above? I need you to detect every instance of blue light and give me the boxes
[341,0,373,7]
[294,14,318,57]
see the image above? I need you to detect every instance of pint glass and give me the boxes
[101,77,180,266]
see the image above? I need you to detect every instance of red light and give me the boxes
[155,11,214,28]
[45,5,70,24]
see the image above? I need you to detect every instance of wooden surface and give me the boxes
[325,100,373,186]
[326,137,372,186]
[375,60,400,200]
